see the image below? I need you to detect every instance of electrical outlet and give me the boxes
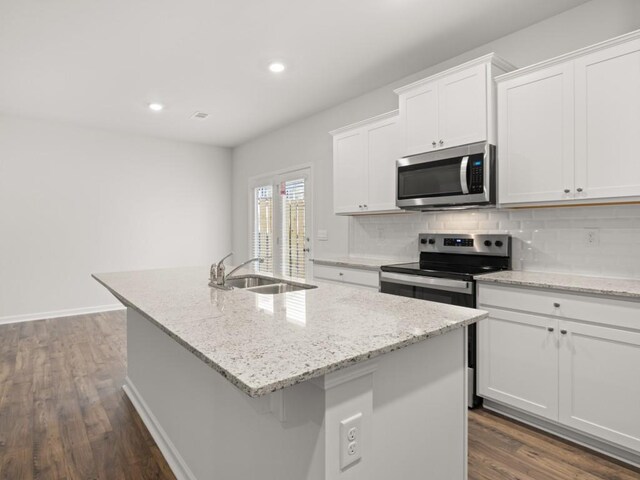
[585,228,600,247]
[340,413,362,470]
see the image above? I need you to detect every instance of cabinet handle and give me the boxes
[432,141,436,147]
[563,189,570,194]
[439,139,444,146]
[577,187,583,192]
[547,327,554,332]
[553,302,560,308]
[338,272,344,276]
[560,329,567,335]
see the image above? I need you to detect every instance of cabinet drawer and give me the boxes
[478,283,640,331]
[313,264,379,289]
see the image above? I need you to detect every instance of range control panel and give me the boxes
[444,238,474,247]
[419,233,510,256]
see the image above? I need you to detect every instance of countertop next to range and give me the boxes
[312,256,404,271]
[93,266,486,398]
[476,270,640,299]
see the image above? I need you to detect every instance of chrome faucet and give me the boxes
[209,253,264,289]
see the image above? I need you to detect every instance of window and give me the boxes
[250,168,311,280]
[252,185,273,274]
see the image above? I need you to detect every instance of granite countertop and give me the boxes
[93,266,486,397]
[312,256,406,271]
[476,270,640,299]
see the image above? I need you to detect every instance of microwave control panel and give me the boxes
[469,157,484,194]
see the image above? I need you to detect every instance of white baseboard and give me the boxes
[0,303,125,325]
[123,377,197,480]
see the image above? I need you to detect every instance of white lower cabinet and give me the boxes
[313,264,379,290]
[478,283,640,455]
[558,320,640,452]
[478,308,558,420]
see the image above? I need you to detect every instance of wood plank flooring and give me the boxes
[0,311,175,480]
[0,310,638,479]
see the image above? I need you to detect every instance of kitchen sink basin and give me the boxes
[225,275,317,294]
[224,276,279,289]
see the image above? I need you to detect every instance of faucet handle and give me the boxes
[217,252,233,267]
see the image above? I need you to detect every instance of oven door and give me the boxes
[396,142,492,209]
[379,271,474,307]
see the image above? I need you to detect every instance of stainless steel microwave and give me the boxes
[396,141,495,210]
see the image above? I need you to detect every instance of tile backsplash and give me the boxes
[349,204,640,279]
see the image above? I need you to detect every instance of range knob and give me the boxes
[428,238,436,245]
[495,240,504,247]
[484,240,492,247]
[420,238,427,244]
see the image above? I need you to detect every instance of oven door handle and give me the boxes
[380,272,472,294]
[460,156,469,194]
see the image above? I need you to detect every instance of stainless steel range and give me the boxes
[380,233,511,408]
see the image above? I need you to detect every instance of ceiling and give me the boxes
[0,0,589,147]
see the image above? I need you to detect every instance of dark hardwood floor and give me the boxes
[0,310,638,479]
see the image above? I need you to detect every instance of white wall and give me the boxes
[0,114,232,321]
[231,0,640,273]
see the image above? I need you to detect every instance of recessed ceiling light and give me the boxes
[268,62,286,73]
[148,103,164,111]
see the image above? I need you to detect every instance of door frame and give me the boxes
[247,163,314,281]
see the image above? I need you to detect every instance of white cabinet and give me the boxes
[331,111,401,215]
[395,54,513,157]
[574,37,640,201]
[478,282,640,455]
[497,64,574,204]
[312,263,379,290]
[478,308,558,420]
[558,320,640,452]
[497,31,640,206]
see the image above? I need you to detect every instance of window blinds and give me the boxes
[253,185,273,274]
[281,178,306,279]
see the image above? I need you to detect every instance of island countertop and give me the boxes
[93,266,486,397]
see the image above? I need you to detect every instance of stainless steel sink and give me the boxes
[225,275,317,294]
[224,276,279,289]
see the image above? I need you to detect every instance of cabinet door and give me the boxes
[399,81,439,156]
[478,308,559,420]
[438,64,487,149]
[558,321,640,451]
[574,38,640,201]
[366,116,401,213]
[498,64,574,205]
[333,130,367,214]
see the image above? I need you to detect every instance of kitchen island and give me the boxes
[93,266,486,480]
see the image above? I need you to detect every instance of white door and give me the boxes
[251,168,313,281]
[438,64,487,149]
[478,308,559,420]
[558,320,640,451]
[498,63,575,205]
[366,116,401,213]
[574,38,640,201]
[399,80,439,156]
[333,130,367,214]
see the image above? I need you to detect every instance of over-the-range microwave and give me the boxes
[396,141,495,211]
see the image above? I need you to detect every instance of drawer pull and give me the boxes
[553,302,560,308]
[560,329,567,335]
[547,327,554,332]
[338,272,344,276]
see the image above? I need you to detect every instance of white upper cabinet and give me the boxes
[497,30,640,207]
[498,64,575,204]
[395,54,514,157]
[331,111,401,215]
[574,37,640,201]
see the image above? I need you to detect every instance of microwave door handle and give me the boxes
[460,156,469,194]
